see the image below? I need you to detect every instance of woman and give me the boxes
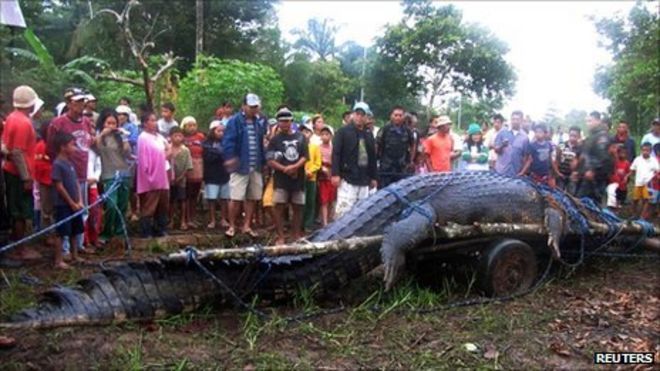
[202,120,230,229]
[136,112,171,237]
[460,123,489,171]
[95,109,132,242]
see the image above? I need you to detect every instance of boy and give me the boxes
[182,116,205,228]
[300,122,321,231]
[169,127,193,230]
[519,124,556,187]
[158,102,179,137]
[606,146,631,209]
[629,142,659,219]
[266,108,308,244]
[318,125,336,226]
[51,132,85,269]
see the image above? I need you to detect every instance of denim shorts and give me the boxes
[204,183,230,200]
[55,205,84,238]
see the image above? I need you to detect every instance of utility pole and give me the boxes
[195,0,204,60]
[360,46,366,102]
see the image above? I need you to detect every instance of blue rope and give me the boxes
[0,168,132,255]
[383,188,434,222]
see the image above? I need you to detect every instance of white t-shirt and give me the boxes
[630,155,659,186]
[157,118,179,137]
[483,127,501,162]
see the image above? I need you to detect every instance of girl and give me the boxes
[95,109,132,243]
[182,116,205,228]
[202,120,230,229]
[460,123,489,171]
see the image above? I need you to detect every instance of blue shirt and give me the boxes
[494,129,529,177]
[51,157,80,207]
[528,140,552,176]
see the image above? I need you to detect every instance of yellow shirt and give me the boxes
[305,143,322,181]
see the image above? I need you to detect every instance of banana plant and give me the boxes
[5,28,109,88]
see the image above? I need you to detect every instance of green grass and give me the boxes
[0,271,36,317]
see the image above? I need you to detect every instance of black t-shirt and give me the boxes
[266,132,308,191]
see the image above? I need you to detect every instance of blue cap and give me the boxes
[353,101,371,115]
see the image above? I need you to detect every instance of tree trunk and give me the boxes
[195,0,204,60]
[142,67,154,111]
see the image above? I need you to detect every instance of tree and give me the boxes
[592,1,659,136]
[292,18,338,61]
[446,95,503,131]
[377,0,516,115]
[564,109,588,132]
[96,0,180,110]
[178,56,284,126]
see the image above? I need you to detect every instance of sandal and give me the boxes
[225,227,235,238]
[243,229,259,238]
[54,261,71,270]
[180,224,189,231]
[207,222,216,229]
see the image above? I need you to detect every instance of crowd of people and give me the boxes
[1,84,659,269]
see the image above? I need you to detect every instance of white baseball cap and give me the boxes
[245,93,261,107]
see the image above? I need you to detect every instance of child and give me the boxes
[648,143,660,218]
[34,122,53,243]
[169,127,193,230]
[202,120,230,229]
[606,146,630,209]
[300,122,321,231]
[182,116,205,228]
[317,125,336,226]
[157,102,179,137]
[520,123,556,187]
[629,142,659,219]
[84,146,102,249]
[460,123,489,171]
[51,132,85,269]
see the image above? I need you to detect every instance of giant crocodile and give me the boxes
[1,171,655,328]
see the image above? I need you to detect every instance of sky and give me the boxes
[277,1,637,120]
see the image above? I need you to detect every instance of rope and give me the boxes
[0,168,132,256]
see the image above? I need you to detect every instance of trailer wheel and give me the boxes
[478,239,537,297]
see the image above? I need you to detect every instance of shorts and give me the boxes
[262,177,275,208]
[55,205,84,238]
[632,186,650,201]
[229,171,263,201]
[335,180,374,218]
[273,188,305,205]
[204,183,230,200]
[4,172,33,220]
[186,181,202,200]
[170,184,186,201]
[318,179,337,205]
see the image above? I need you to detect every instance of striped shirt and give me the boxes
[246,121,258,170]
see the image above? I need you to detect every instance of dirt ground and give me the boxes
[0,231,658,370]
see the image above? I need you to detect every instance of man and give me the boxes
[406,111,421,165]
[494,110,529,177]
[47,87,95,255]
[485,113,504,169]
[222,93,267,238]
[332,102,378,217]
[83,93,99,124]
[641,118,660,156]
[377,106,415,188]
[266,108,308,244]
[2,86,38,242]
[613,121,636,162]
[365,112,379,140]
[556,126,582,194]
[576,111,613,204]
[424,115,458,172]
[215,101,233,124]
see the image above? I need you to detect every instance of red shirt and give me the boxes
[424,133,454,172]
[47,114,93,180]
[33,140,52,185]
[609,159,631,191]
[1,110,36,178]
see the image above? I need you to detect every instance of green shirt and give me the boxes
[172,145,193,186]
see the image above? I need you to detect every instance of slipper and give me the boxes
[54,262,71,270]
[219,220,230,228]
[187,221,199,229]
[180,224,189,231]
[207,222,216,229]
[243,229,259,238]
[225,227,235,238]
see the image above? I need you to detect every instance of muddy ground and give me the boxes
[0,230,658,370]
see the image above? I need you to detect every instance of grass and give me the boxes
[0,270,36,317]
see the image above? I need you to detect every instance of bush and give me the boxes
[178,56,284,129]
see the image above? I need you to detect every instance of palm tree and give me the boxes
[292,18,338,61]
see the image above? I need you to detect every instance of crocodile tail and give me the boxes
[1,260,222,329]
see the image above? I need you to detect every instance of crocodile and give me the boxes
[1,172,651,328]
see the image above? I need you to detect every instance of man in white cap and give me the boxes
[222,93,267,238]
[1,85,38,241]
[331,101,378,217]
[47,87,95,255]
[83,92,99,124]
[424,115,458,172]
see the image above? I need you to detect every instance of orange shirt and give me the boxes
[424,133,453,172]
[1,110,36,178]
